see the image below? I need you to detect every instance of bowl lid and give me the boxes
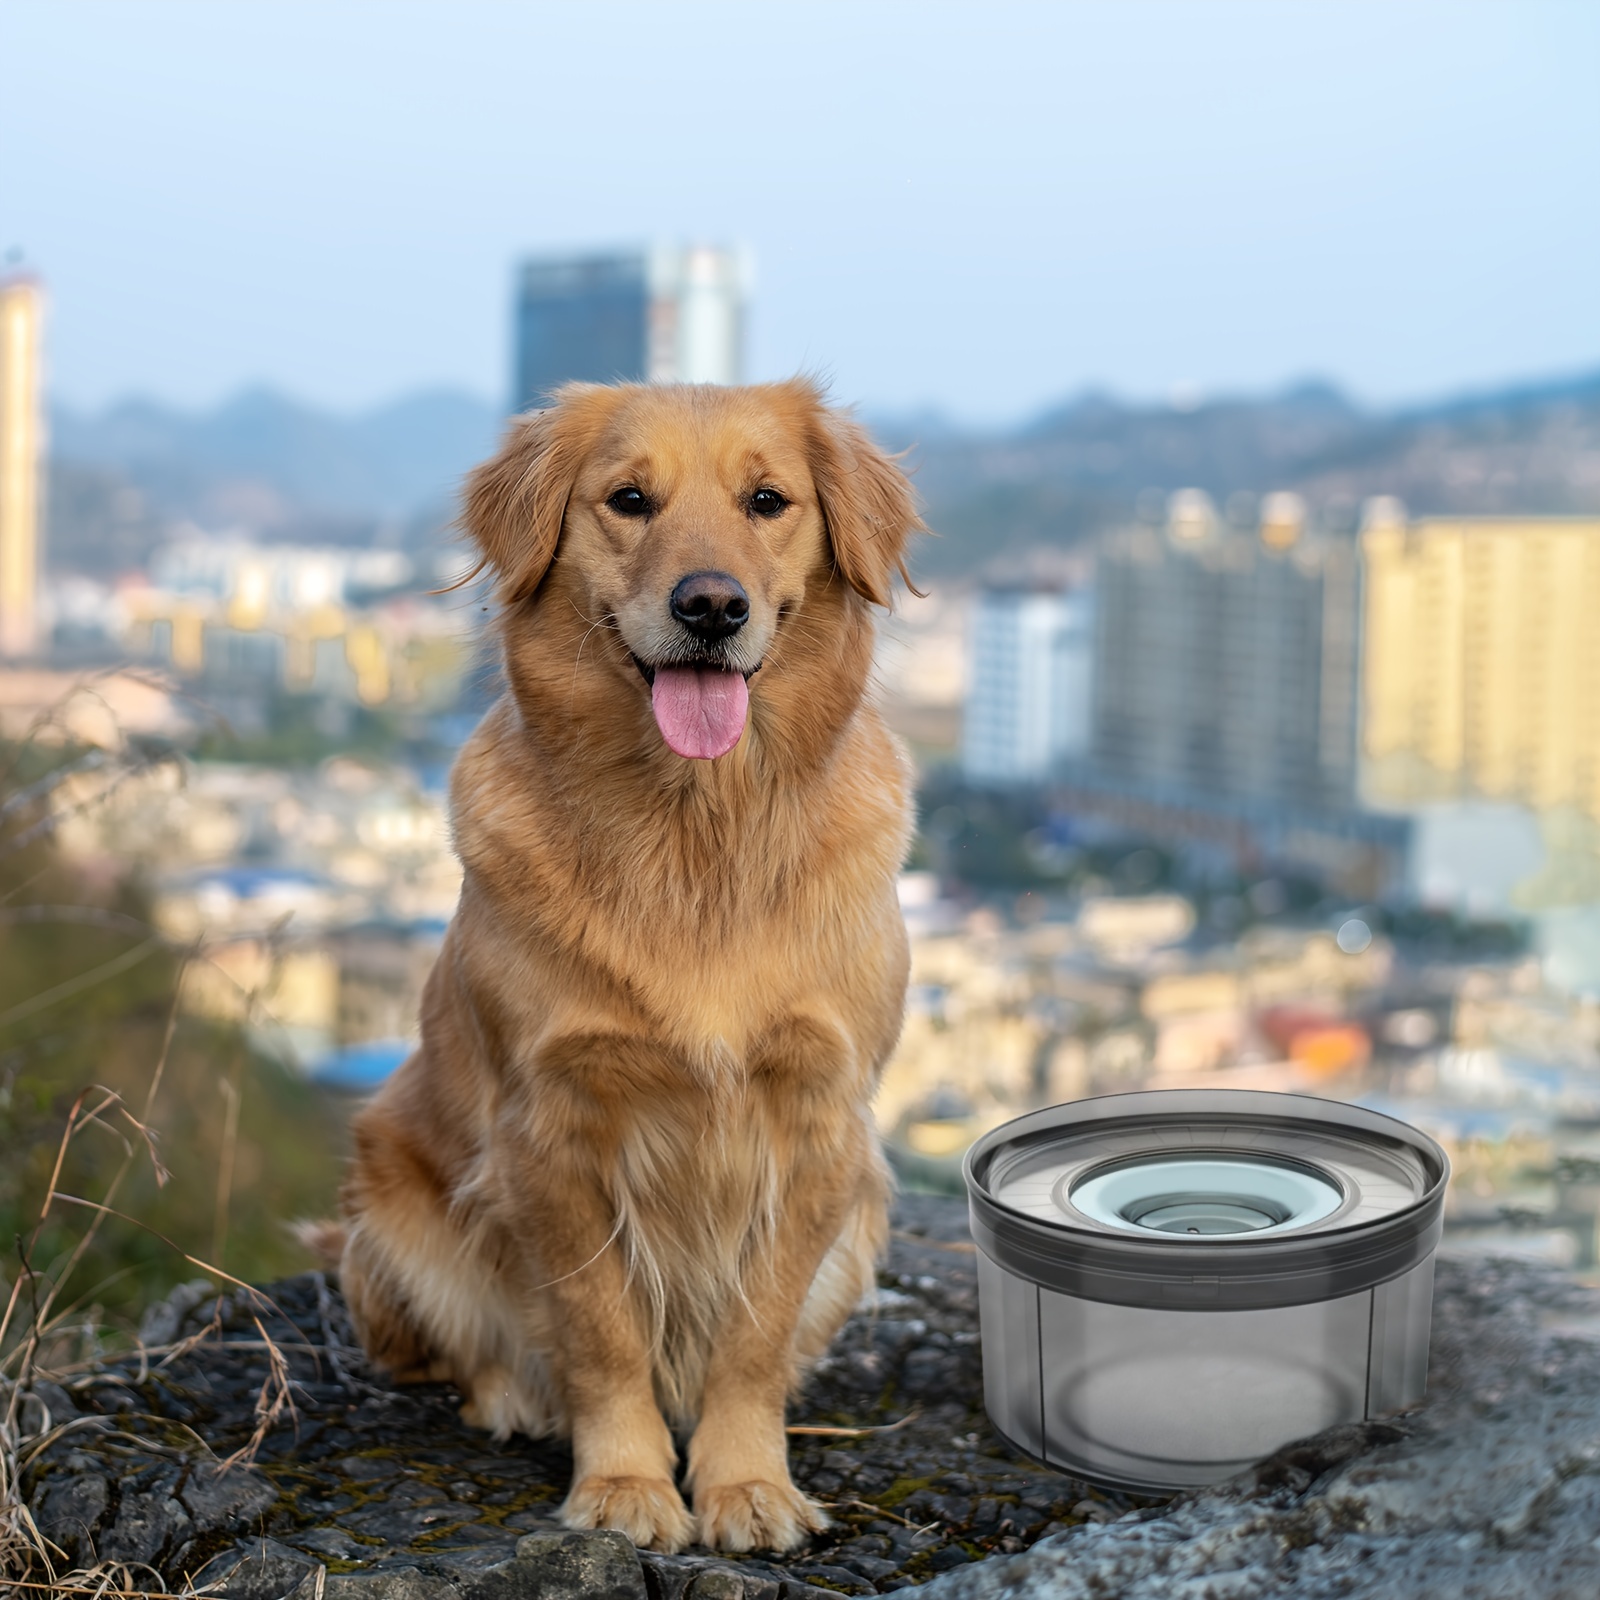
[964,1089,1449,1311]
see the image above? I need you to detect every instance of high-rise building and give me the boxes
[512,245,747,412]
[1049,493,1414,900]
[1361,508,1600,820]
[962,587,1094,785]
[0,274,43,660]
[1092,491,1360,811]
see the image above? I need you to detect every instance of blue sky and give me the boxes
[2,0,1596,422]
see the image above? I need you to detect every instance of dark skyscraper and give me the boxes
[513,254,651,410]
[511,246,747,413]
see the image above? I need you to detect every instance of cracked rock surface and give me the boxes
[25,1197,1130,1596]
[919,1247,1600,1600]
[25,1196,1600,1598]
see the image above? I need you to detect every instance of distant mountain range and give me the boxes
[44,369,1600,579]
[47,389,501,572]
[880,368,1600,575]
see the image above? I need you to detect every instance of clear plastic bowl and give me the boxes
[964,1089,1448,1491]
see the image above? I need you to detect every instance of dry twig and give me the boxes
[787,1409,921,1437]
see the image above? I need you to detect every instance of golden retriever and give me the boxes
[315,379,921,1554]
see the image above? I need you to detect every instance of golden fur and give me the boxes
[322,380,921,1554]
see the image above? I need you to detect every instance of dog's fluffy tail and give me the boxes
[296,1218,347,1270]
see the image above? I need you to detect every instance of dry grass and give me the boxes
[0,701,311,1599]
[0,1072,303,1596]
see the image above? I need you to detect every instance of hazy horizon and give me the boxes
[42,357,1600,437]
[4,0,1597,424]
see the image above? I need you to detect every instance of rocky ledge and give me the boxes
[912,1247,1600,1600]
[25,1197,1126,1598]
[23,1197,1600,1599]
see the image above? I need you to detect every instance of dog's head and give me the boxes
[464,380,922,761]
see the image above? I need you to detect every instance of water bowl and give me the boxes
[963,1089,1448,1492]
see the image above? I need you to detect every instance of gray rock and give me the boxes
[637,1556,692,1600]
[24,1205,1044,1594]
[914,1251,1600,1600]
[180,1462,279,1531]
[199,1536,324,1600]
[16,1379,79,1433]
[336,1453,405,1481]
[99,1488,193,1566]
[37,1207,1600,1598]
[32,1472,108,1566]
[297,1568,455,1599]
[421,1531,648,1599]
[293,1525,375,1562]
[139,1276,221,1347]
[509,1530,647,1599]
[640,1554,742,1600]
[842,1552,904,1581]
[682,1569,747,1600]
[343,1500,462,1544]
[794,1559,878,1592]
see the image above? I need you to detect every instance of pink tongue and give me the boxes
[650,667,749,759]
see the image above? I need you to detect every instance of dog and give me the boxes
[312,379,922,1554]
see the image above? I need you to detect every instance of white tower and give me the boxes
[647,245,748,386]
[962,587,1094,785]
[0,274,43,660]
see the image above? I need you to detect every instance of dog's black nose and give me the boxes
[670,571,750,640]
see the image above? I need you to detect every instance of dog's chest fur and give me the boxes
[452,703,910,1075]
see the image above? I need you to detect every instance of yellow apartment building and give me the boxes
[0,275,43,659]
[1362,512,1600,822]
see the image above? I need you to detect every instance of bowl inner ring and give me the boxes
[1064,1153,1345,1237]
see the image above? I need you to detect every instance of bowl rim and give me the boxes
[963,1088,1449,1311]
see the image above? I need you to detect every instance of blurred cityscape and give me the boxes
[6,246,1600,1271]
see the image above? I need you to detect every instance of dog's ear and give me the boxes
[462,385,610,603]
[804,394,925,607]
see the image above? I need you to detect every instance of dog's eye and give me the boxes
[606,486,652,518]
[749,488,789,519]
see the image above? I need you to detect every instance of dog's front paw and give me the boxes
[562,1474,694,1553]
[694,1479,828,1553]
